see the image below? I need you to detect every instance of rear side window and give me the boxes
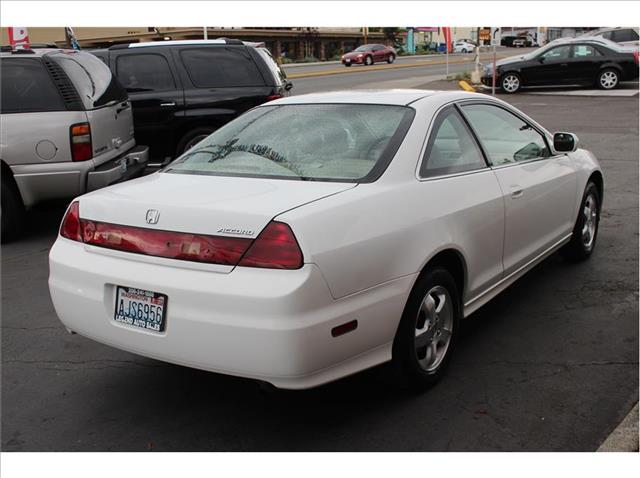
[116,53,176,92]
[180,47,266,87]
[50,51,127,109]
[1,58,65,113]
[420,107,486,178]
[612,29,639,43]
[573,45,602,57]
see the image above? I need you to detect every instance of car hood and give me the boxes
[485,54,529,70]
[78,172,357,238]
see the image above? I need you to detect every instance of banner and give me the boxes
[8,27,30,50]
[442,27,453,53]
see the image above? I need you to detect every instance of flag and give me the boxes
[442,27,453,53]
[8,27,30,50]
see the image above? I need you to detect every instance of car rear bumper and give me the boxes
[48,238,414,389]
[11,145,149,208]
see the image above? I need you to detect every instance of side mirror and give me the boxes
[284,81,293,91]
[553,132,579,153]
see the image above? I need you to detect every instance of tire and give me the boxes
[392,267,461,390]
[176,127,216,156]
[561,181,601,261]
[345,63,352,67]
[597,68,619,90]
[387,54,395,64]
[1,175,26,243]
[364,55,373,66]
[501,72,521,93]
[461,48,468,53]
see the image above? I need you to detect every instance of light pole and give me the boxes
[491,27,500,96]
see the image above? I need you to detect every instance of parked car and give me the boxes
[0,47,149,242]
[453,41,476,53]
[341,44,396,66]
[50,90,604,390]
[586,27,639,48]
[501,36,517,47]
[481,37,639,93]
[91,39,292,163]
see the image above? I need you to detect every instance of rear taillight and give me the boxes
[238,221,303,270]
[59,208,303,270]
[60,201,82,241]
[70,123,92,162]
[266,94,283,102]
[634,51,639,65]
[80,221,252,265]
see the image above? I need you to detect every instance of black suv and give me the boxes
[92,39,292,162]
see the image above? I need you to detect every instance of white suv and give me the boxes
[0,47,149,241]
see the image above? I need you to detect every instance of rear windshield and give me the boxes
[165,104,414,182]
[49,51,127,109]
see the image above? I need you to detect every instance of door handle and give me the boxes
[510,186,524,199]
[160,102,176,107]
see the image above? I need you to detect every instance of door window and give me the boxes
[420,107,486,177]
[0,59,64,113]
[461,104,550,166]
[179,47,265,88]
[540,45,571,61]
[116,53,176,92]
[572,45,601,57]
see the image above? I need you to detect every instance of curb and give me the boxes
[597,402,639,452]
[458,80,476,92]
[287,55,510,80]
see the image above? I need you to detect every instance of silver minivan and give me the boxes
[1,48,149,241]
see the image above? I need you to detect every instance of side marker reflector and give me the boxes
[331,320,358,337]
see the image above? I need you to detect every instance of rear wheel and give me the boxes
[1,175,25,243]
[176,127,216,156]
[364,55,373,66]
[562,181,600,261]
[501,72,521,93]
[597,68,619,90]
[392,267,460,390]
[387,54,395,64]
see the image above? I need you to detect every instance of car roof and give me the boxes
[546,36,628,50]
[107,38,249,50]
[270,89,476,106]
[0,47,81,58]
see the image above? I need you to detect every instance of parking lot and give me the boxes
[2,58,638,451]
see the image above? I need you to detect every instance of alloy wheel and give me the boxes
[582,193,598,250]
[502,74,520,93]
[414,285,454,372]
[599,70,618,89]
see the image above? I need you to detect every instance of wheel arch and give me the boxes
[588,170,604,208]
[416,248,468,302]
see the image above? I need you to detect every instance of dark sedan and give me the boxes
[341,44,396,66]
[482,37,638,93]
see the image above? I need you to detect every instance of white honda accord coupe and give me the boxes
[49,90,603,390]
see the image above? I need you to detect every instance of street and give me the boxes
[2,63,638,451]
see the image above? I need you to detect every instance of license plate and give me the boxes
[114,286,167,332]
[345,59,351,63]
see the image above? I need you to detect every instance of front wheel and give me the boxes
[562,181,601,261]
[392,267,460,390]
[387,54,395,64]
[597,68,619,90]
[364,55,373,66]
[501,72,521,93]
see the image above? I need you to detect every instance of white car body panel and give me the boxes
[49,90,604,388]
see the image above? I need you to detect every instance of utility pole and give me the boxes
[491,27,500,95]
[363,26,368,44]
[203,27,208,40]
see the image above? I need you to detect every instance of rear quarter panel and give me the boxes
[1,110,87,165]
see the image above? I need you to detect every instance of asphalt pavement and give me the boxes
[1,66,638,451]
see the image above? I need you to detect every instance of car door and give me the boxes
[523,44,573,85]
[112,49,184,161]
[567,44,604,83]
[417,105,505,299]
[460,102,577,276]
[371,45,385,62]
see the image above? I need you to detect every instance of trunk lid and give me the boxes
[79,172,356,239]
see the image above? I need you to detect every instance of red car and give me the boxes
[341,44,396,66]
